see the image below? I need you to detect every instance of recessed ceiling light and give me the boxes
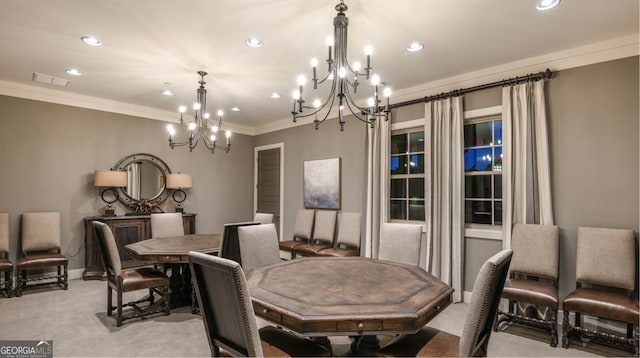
[231,107,240,112]
[162,90,174,96]
[270,92,281,99]
[65,68,81,76]
[81,36,102,46]
[246,37,263,48]
[406,41,424,52]
[536,0,560,11]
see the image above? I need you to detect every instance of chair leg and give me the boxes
[107,286,113,316]
[117,289,123,327]
[550,308,558,347]
[562,310,570,348]
[164,286,171,316]
[634,324,639,356]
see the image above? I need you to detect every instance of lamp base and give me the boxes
[103,209,116,217]
[174,208,184,213]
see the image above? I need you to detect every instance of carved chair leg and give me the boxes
[562,310,571,348]
[550,308,558,347]
[634,324,639,356]
[116,289,123,327]
[63,265,68,290]
[164,286,171,316]
[107,286,113,316]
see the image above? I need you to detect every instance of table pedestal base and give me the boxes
[168,263,193,309]
[349,335,381,356]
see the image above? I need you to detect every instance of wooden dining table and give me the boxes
[125,233,221,310]
[246,256,454,356]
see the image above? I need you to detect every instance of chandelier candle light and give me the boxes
[166,71,231,153]
[292,0,392,130]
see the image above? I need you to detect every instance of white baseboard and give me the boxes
[68,268,84,280]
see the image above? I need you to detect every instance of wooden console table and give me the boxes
[82,213,196,280]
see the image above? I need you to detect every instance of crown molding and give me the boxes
[260,34,639,135]
[0,35,637,137]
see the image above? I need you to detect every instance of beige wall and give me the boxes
[0,96,255,270]
[256,56,640,299]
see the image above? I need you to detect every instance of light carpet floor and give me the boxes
[0,279,634,357]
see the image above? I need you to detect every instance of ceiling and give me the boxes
[0,0,638,133]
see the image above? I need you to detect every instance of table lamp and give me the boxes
[94,170,127,217]
[166,173,192,213]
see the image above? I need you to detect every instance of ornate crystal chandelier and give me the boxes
[291,0,392,130]
[166,71,231,153]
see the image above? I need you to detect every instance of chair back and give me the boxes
[0,213,8,254]
[336,212,361,248]
[150,212,184,238]
[92,221,121,276]
[576,227,636,290]
[293,209,314,241]
[378,223,422,266]
[312,210,337,244]
[509,223,559,280]
[253,213,274,224]
[459,249,512,357]
[189,252,263,357]
[21,212,61,252]
[238,224,281,273]
[219,222,260,265]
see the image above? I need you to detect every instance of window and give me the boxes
[390,129,425,221]
[464,116,502,226]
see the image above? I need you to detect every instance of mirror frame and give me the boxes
[113,153,171,212]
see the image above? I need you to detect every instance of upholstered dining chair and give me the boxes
[562,227,638,354]
[0,213,13,297]
[378,222,423,266]
[15,212,68,297]
[253,212,274,224]
[188,252,330,357]
[494,223,560,346]
[92,221,170,327]
[237,223,281,273]
[379,249,513,357]
[150,212,184,238]
[293,210,337,257]
[317,212,361,257]
[278,209,315,258]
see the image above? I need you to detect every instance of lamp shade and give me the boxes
[166,173,192,189]
[94,170,127,187]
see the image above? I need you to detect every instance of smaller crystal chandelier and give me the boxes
[166,71,231,153]
[291,0,392,131]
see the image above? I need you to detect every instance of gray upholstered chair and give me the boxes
[92,221,170,326]
[150,212,185,238]
[562,227,638,354]
[494,223,560,346]
[0,213,13,297]
[378,222,423,266]
[278,209,315,258]
[254,212,274,224]
[15,212,68,296]
[188,252,330,357]
[237,223,281,273]
[379,249,513,357]
[294,210,337,256]
[317,212,361,257]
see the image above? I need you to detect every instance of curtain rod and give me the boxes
[389,68,553,109]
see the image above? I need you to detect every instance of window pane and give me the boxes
[494,201,503,225]
[390,179,406,199]
[493,120,502,144]
[494,146,502,171]
[408,200,425,221]
[465,200,492,224]
[464,147,493,172]
[390,200,407,220]
[408,178,424,198]
[391,134,407,155]
[494,174,502,198]
[465,175,492,198]
[409,131,424,152]
[464,122,492,147]
[390,155,407,175]
[409,154,424,174]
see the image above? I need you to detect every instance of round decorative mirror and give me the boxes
[113,153,171,213]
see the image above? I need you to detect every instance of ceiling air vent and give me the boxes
[32,72,69,87]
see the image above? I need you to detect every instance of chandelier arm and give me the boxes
[312,94,338,129]
[292,75,338,119]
